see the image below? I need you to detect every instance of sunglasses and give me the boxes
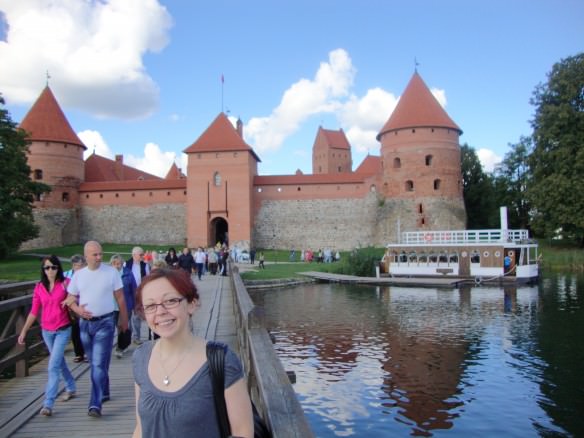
[43,265,59,271]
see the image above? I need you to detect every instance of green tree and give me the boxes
[493,136,532,229]
[461,143,497,229]
[0,94,51,259]
[528,53,584,244]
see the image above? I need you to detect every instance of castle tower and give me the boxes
[19,86,86,248]
[377,72,466,229]
[183,113,260,249]
[312,127,353,174]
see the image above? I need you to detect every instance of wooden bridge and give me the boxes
[0,265,313,437]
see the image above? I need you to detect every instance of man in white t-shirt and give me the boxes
[67,241,128,418]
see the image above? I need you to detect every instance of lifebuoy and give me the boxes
[424,233,433,242]
[474,276,482,285]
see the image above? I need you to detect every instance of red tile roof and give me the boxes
[317,127,351,150]
[19,86,86,149]
[79,179,186,192]
[84,153,161,182]
[165,163,186,179]
[377,72,461,140]
[183,113,261,162]
[355,155,382,175]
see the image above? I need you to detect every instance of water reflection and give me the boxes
[251,275,583,437]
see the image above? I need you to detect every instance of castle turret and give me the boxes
[377,72,465,229]
[19,86,86,248]
[312,127,353,174]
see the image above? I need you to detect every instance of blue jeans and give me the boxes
[42,326,76,409]
[131,311,141,341]
[80,316,114,411]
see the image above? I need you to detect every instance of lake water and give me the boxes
[250,273,584,437]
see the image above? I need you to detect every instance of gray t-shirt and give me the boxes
[133,340,244,438]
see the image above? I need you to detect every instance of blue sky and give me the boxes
[1,0,582,177]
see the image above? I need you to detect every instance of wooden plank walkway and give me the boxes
[299,271,461,288]
[0,273,236,437]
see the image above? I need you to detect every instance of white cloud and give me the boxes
[0,0,172,119]
[431,88,447,107]
[244,48,356,153]
[126,143,176,178]
[78,130,113,159]
[477,148,502,173]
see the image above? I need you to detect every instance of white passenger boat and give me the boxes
[381,208,539,285]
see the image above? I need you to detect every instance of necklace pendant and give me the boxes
[163,376,170,386]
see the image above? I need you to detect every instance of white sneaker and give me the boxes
[115,349,123,359]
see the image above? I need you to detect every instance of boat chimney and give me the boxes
[500,206,508,230]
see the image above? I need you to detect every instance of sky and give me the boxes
[0,0,582,178]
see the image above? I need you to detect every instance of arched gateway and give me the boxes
[210,217,228,246]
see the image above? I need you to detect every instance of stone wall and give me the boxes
[79,204,186,245]
[252,193,379,250]
[20,208,80,250]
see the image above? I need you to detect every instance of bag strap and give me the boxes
[206,341,231,438]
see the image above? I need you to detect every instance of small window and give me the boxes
[425,155,433,166]
[338,166,342,172]
[115,193,119,198]
[471,250,480,263]
[393,158,401,168]
[277,187,282,192]
[257,187,263,193]
[214,172,221,186]
[99,194,103,199]
[370,185,376,192]
[434,179,441,190]
[418,204,423,214]
[405,180,414,192]
[35,193,43,202]
[297,187,301,191]
[167,191,171,196]
[34,169,43,180]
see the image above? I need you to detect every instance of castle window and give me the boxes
[338,166,342,172]
[64,144,68,149]
[149,192,153,197]
[233,152,238,157]
[215,153,220,158]
[198,154,201,159]
[425,155,433,166]
[257,187,263,193]
[418,203,423,214]
[184,191,187,195]
[86,194,89,199]
[412,129,416,133]
[214,172,221,187]
[34,169,43,180]
[167,191,171,196]
[393,158,401,168]
[370,185,376,192]
[115,193,119,198]
[434,179,441,190]
[99,194,103,198]
[35,193,42,202]
[297,187,301,191]
[318,166,322,172]
[421,217,425,225]
[405,180,414,192]
[277,187,282,192]
[132,193,135,197]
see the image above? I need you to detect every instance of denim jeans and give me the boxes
[42,327,76,409]
[80,315,114,411]
[130,311,141,341]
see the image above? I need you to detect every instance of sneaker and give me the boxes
[60,391,75,402]
[88,408,101,418]
[115,349,123,359]
[133,339,143,345]
[102,396,110,403]
[40,407,52,416]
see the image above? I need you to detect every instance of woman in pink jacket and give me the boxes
[18,255,77,416]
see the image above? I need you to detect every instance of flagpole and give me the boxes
[221,74,224,113]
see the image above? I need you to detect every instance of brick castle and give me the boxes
[19,71,466,251]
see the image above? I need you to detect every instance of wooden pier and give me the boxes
[0,268,313,437]
[299,271,461,288]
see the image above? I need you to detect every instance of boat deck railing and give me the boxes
[397,229,533,246]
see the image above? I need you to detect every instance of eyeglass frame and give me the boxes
[43,265,59,271]
[141,297,185,314]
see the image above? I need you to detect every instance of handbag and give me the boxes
[206,341,271,438]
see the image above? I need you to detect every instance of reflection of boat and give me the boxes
[381,208,539,285]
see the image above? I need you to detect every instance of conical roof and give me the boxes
[183,113,260,162]
[377,72,461,140]
[165,162,186,179]
[19,86,86,149]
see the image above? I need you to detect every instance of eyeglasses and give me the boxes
[142,297,184,314]
[43,265,59,271]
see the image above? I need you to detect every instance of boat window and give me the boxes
[399,251,407,263]
[418,251,427,263]
[390,251,398,263]
[439,251,448,263]
[471,250,480,263]
[408,252,417,263]
[449,252,459,263]
[429,252,438,263]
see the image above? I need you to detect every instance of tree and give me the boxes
[528,53,584,244]
[0,94,51,259]
[460,143,498,229]
[493,136,532,230]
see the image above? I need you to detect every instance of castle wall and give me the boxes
[20,207,81,250]
[79,204,186,245]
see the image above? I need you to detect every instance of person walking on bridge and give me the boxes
[132,268,253,437]
[18,255,77,417]
[66,241,129,418]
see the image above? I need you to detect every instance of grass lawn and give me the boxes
[238,261,338,281]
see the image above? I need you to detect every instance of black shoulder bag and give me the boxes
[206,341,271,438]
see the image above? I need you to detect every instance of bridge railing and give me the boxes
[229,263,314,438]
[0,281,45,378]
